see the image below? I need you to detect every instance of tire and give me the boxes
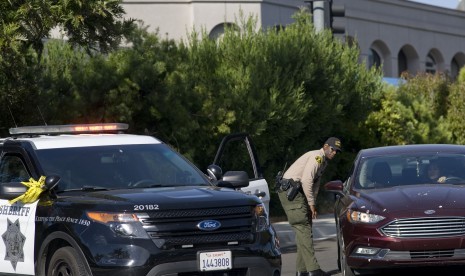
[338,234,355,276]
[47,246,87,276]
[335,216,341,271]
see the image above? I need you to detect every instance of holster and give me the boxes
[275,172,302,201]
[274,171,285,192]
[285,179,302,201]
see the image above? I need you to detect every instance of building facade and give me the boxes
[121,0,465,79]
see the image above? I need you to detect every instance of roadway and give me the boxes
[272,214,340,276]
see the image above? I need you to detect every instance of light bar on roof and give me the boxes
[9,123,129,135]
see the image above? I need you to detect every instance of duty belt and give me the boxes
[277,178,293,191]
[275,176,302,201]
[274,171,296,192]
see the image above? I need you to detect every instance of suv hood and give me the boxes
[59,186,260,211]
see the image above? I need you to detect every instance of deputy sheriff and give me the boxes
[277,137,342,276]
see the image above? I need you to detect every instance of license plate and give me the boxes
[198,250,232,271]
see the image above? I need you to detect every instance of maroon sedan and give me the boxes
[325,144,465,276]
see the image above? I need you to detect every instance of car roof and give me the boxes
[1,123,162,150]
[8,134,161,150]
[359,144,465,157]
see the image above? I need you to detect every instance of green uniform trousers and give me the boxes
[278,190,320,272]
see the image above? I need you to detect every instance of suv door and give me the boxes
[212,133,270,212]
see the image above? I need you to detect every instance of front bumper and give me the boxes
[89,248,281,276]
[343,225,465,270]
[146,255,280,276]
[83,232,281,276]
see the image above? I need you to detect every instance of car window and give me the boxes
[0,154,30,183]
[215,139,255,179]
[355,153,465,189]
[35,144,210,191]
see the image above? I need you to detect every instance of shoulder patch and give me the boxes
[315,155,322,164]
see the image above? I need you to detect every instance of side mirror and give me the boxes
[0,175,61,200]
[217,171,249,189]
[0,182,27,200]
[45,175,61,190]
[207,164,223,181]
[324,180,344,193]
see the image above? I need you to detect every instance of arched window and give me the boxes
[209,23,238,40]
[369,48,381,69]
[398,50,407,77]
[425,54,436,74]
[451,57,460,80]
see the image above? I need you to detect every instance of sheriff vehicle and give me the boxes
[0,123,280,276]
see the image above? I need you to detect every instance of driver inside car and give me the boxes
[425,161,447,183]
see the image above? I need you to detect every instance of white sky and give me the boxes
[410,0,459,9]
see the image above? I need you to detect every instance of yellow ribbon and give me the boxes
[9,176,46,204]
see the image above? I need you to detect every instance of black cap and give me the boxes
[325,137,342,152]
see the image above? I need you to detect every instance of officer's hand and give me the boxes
[310,205,317,219]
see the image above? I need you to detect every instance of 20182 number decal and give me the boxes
[134,204,159,211]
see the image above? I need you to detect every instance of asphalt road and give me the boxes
[281,238,341,276]
[273,214,340,276]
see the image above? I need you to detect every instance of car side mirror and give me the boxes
[0,182,27,200]
[324,180,344,192]
[45,175,61,190]
[217,171,249,189]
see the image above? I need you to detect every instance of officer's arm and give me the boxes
[302,157,319,218]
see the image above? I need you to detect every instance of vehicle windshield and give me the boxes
[35,144,210,191]
[355,153,465,189]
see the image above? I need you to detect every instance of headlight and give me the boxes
[254,203,269,232]
[87,211,149,238]
[347,210,385,224]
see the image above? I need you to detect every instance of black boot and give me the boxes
[308,269,330,276]
[296,272,309,276]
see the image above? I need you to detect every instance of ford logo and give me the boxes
[197,220,221,231]
[424,210,436,215]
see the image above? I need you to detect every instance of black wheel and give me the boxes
[336,237,341,271]
[47,247,87,276]
[338,234,355,276]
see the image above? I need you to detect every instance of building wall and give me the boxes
[122,0,303,42]
[121,0,465,78]
[338,0,465,77]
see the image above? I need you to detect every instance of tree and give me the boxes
[0,0,135,132]
[0,0,134,56]
[365,73,452,146]
[447,76,465,144]
[458,67,465,84]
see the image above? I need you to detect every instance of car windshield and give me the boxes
[355,153,465,189]
[35,144,210,191]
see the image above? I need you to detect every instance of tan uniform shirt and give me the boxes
[283,148,327,206]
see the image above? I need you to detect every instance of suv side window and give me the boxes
[0,154,30,183]
[216,139,255,178]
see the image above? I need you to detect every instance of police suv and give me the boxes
[0,123,280,276]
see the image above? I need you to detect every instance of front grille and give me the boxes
[137,206,255,249]
[144,206,251,219]
[385,249,465,260]
[380,216,465,238]
[410,249,454,259]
